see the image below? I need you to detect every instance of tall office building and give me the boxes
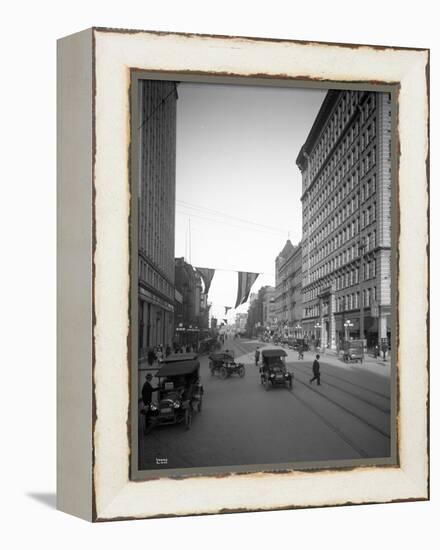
[296,90,392,349]
[138,80,178,354]
[274,240,303,337]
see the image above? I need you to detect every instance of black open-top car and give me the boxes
[260,348,293,390]
[163,352,198,363]
[209,350,245,379]
[143,359,203,431]
[342,340,364,363]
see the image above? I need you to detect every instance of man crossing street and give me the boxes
[310,354,321,386]
[255,347,260,366]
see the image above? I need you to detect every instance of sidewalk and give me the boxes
[324,348,391,368]
[255,340,391,378]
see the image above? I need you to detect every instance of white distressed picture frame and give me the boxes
[57,28,429,521]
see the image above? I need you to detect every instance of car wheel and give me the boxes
[238,366,245,377]
[185,408,192,430]
[220,366,228,379]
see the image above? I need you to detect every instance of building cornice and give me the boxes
[296,90,341,171]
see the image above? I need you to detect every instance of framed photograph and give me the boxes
[57,27,429,521]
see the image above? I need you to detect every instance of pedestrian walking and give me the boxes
[255,347,260,366]
[141,373,159,434]
[309,354,321,385]
[147,348,156,367]
[298,344,304,360]
[156,346,164,363]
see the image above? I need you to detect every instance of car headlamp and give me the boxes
[150,404,157,411]
[270,374,275,378]
[173,400,181,408]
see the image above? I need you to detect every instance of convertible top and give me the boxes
[156,360,200,377]
[209,352,234,361]
[261,348,287,358]
[163,353,198,363]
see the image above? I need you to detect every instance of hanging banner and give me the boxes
[235,271,259,309]
[224,306,231,315]
[223,319,228,324]
[195,267,215,295]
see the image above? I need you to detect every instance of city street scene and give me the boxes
[136,81,394,472]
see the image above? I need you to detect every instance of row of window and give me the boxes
[303,256,377,303]
[307,132,377,222]
[307,92,376,182]
[307,191,377,255]
[306,229,377,283]
[302,286,378,319]
[335,287,377,312]
[308,211,377,269]
[304,162,376,244]
[138,258,174,299]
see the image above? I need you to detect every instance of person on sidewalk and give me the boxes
[310,354,321,385]
[147,348,156,367]
[255,347,260,366]
[141,373,159,434]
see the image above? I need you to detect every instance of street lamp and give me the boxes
[344,319,354,341]
[314,322,321,350]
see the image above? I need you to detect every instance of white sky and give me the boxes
[175,82,326,322]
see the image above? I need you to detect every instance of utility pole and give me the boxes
[189,217,192,264]
[359,236,366,342]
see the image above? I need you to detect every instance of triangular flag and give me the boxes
[195,267,215,295]
[235,272,259,309]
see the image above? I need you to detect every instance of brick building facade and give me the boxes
[138,80,178,354]
[274,240,303,338]
[296,90,392,350]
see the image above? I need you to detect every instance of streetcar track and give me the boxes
[293,365,391,414]
[287,357,390,400]
[292,375,391,439]
[232,340,390,444]
[285,387,370,458]
[231,341,371,458]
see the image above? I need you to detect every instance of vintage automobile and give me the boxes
[342,340,364,363]
[198,337,221,354]
[163,352,198,363]
[288,338,310,352]
[144,359,203,431]
[259,348,293,390]
[209,350,245,379]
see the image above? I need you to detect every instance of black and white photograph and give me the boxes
[134,80,396,473]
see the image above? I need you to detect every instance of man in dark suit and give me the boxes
[142,373,158,407]
[141,373,159,433]
[255,347,260,366]
[310,354,321,385]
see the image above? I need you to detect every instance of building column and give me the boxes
[319,298,327,349]
[379,312,387,339]
[329,283,336,350]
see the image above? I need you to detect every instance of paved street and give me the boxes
[138,338,392,471]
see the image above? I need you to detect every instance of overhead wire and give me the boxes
[176,199,290,235]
